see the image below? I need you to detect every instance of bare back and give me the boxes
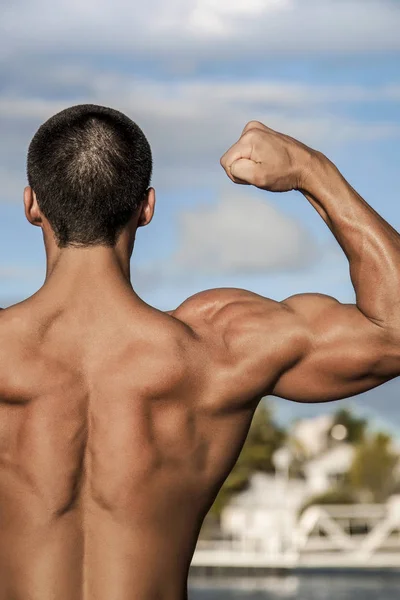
[1,282,399,600]
[0,292,260,600]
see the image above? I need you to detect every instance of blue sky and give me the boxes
[1,0,400,432]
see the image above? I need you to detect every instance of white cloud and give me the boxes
[1,0,399,61]
[128,188,322,288]
[173,191,317,273]
[187,0,290,35]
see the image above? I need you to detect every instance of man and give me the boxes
[0,104,399,600]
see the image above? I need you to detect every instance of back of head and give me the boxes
[27,104,153,247]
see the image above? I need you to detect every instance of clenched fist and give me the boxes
[220,121,315,193]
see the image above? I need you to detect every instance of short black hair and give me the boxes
[27,104,153,247]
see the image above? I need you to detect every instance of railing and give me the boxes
[192,500,400,569]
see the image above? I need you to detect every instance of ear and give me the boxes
[137,188,156,228]
[24,187,43,228]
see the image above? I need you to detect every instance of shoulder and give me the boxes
[169,287,294,336]
[0,303,33,345]
[169,288,278,323]
[168,287,308,377]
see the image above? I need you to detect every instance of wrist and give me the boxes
[296,149,336,195]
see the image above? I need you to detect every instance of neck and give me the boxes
[41,244,138,306]
[46,245,132,281]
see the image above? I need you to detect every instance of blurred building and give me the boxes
[304,443,354,495]
[221,472,307,552]
[291,414,334,458]
[221,415,355,547]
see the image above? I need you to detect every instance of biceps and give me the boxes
[272,297,399,403]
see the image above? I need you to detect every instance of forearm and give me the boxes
[300,153,400,329]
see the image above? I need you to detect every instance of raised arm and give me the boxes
[179,121,400,405]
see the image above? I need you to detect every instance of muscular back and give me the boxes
[0,291,263,600]
[1,275,400,600]
[1,271,399,600]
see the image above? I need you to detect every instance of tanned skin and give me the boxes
[0,120,400,599]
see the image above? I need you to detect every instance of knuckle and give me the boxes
[243,120,264,133]
[249,120,264,128]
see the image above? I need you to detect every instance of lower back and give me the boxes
[0,501,192,600]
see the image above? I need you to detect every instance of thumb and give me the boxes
[230,158,262,186]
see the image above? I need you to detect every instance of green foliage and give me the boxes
[239,402,285,472]
[209,468,250,518]
[209,401,285,518]
[349,432,399,502]
[330,408,367,444]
